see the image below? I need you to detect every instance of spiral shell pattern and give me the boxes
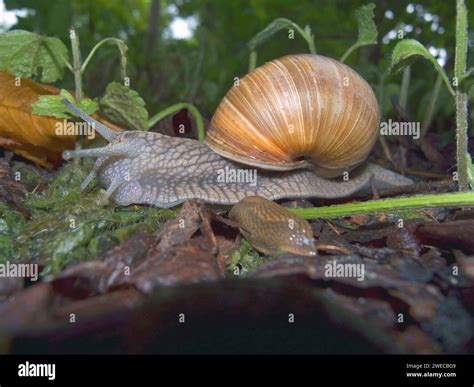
[205,54,379,177]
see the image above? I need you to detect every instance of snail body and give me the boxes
[62,55,412,208]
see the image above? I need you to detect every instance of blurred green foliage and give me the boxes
[2,0,474,132]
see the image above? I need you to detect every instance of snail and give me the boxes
[229,196,317,256]
[62,54,412,208]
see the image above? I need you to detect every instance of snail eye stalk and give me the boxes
[62,99,118,142]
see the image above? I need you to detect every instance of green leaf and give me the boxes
[0,30,69,83]
[354,3,378,45]
[390,39,455,96]
[99,82,148,131]
[32,90,98,119]
[340,3,378,62]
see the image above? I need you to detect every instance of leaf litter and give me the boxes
[0,156,473,354]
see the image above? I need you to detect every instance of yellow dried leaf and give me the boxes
[0,72,122,170]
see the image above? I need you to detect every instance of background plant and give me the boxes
[390,0,473,190]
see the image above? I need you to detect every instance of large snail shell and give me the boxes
[205,54,379,178]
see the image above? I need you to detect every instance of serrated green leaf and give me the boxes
[32,90,98,119]
[0,30,69,83]
[99,82,148,131]
[391,39,439,72]
[340,3,378,62]
[355,3,378,46]
[390,39,455,96]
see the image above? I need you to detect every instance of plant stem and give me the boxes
[420,73,442,138]
[455,0,468,82]
[69,28,82,102]
[81,37,128,80]
[398,66,411,111]
[454,0,470,190]
[288,191,474,219]
[456,91,470,190]
[249,50,257,72]
[289,22,315,54]
[340,44,357,63]
[148,102,205,141]
[375,71,393,163]
[69,28,84,167]
[377,71,386,114]
[248,18,316,63]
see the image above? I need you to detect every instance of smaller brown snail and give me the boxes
[63,54,412,208]
[229,196,316,256]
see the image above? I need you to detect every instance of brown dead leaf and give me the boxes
[350,214,370,226]
[0,283,56,332]
[396,325,442,354]
[0,71,122,170]
[0,277,24,299]
[457,254,474,280]
[51,201,223,295]
[0,72,75,169]
[52,288,145,321]
[414,220,474,254]
[115,243,224,292]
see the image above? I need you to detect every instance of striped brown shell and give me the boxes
[204,54,379,178]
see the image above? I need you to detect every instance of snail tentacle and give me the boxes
[104,179,126,199]
[63,139,139,160]
[80,169,96,191]
[63,99,118,142]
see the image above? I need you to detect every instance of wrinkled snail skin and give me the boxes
[61,54,413,208]
[229,196,317,256]
[63,127,411,208]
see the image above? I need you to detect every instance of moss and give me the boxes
[0,202,27,263]
[11,162,51,188]
[13,160,178,275]
[226,239,266,276]
[24,159,96,214]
